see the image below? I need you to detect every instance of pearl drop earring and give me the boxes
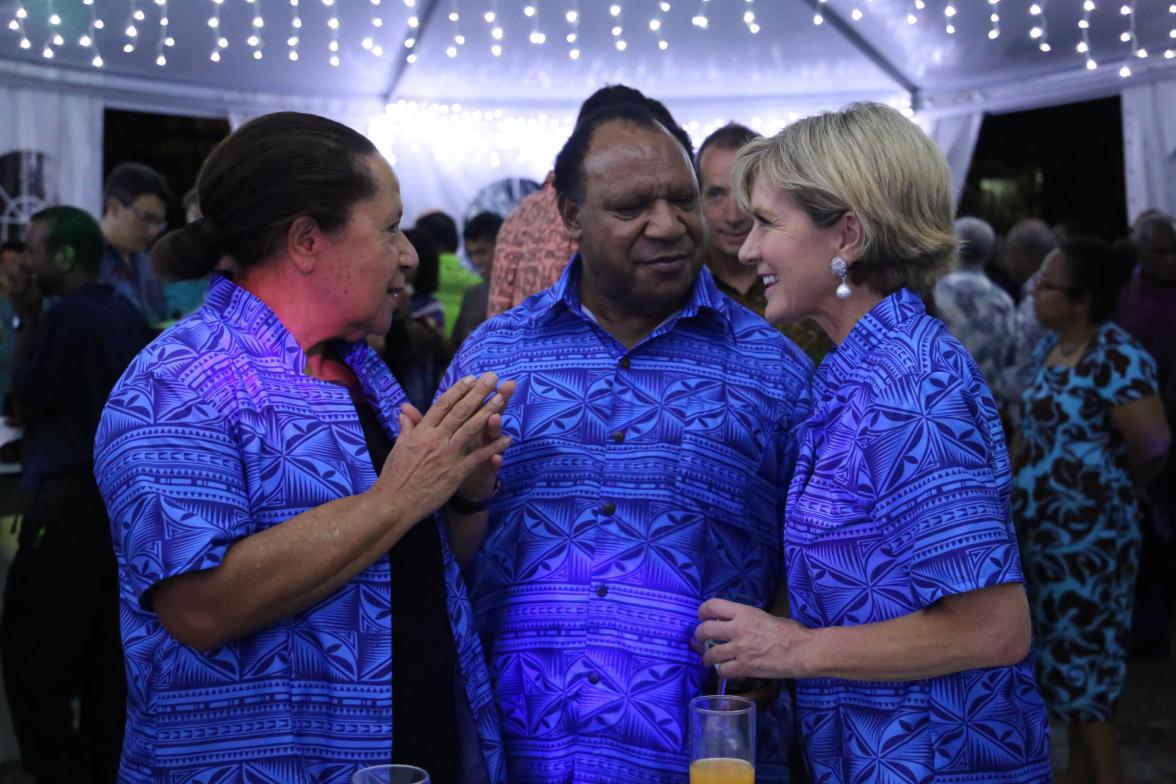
[831,257,852,300]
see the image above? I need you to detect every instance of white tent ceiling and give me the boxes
[2,1,1174,108]
[2,1,1176,224]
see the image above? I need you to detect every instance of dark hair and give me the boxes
[463,211,504,243]
[1,240,25,255]
[405,227,440,296]
[30,206,104,274]
[1058,237,1135,323]
[572,84,693,160]
[576,84,650,125]
[415,212,458,254]
[554,104,693,205]
[696,122,758,173]
[151,112,378,281]
[103,162,174,212]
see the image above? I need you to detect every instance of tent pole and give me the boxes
[384,0,444,102]
[795,0,921,110]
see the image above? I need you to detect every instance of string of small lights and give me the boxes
[4,1,1174,79]
[564,1,580,59]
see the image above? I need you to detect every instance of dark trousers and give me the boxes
[0,468,125,784]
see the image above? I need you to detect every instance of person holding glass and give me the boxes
[1014,238,1169,784]
[93,112,513,784]
[694,102,1053,783]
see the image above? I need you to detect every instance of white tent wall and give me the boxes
[0,82,102,221]
[1122,79,1176,222]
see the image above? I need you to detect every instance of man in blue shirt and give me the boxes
[442,104,812,783]
[98,162,171,325]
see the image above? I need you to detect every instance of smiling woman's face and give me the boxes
[738,178,844,327]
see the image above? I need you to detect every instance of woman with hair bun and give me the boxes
[94,112,513,783]
[1014,238,1170,784]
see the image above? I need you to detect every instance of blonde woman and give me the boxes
[694,103,1052,782]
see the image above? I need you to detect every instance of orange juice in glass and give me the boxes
[689,756,754,784]
[689,695,755,784]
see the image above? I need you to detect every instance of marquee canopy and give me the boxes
[2,0,1175,224]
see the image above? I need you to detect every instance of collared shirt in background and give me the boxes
[98,242,166,326]
[486,174,577,318]
[934,268,1018,410]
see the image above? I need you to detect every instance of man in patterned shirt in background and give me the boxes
[442,105,812,782]
[933,217,1017,415]
[696,123,832,365]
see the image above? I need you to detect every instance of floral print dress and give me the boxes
[1012,322,1158,722]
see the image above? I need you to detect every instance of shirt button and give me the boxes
[620,357,631,369]
[602,502,616,515]
[596,584,609,598]
[612,430,625,443]
[587,672,600,685]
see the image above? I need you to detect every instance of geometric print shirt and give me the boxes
[93,274,505,784]
[444,258,814,783]
[785,288,1052,784]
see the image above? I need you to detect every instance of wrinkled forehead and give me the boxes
[581,121,695,196]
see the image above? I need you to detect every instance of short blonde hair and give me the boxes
[733,102,956,294]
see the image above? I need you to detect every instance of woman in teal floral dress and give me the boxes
[1013,238,1170,784]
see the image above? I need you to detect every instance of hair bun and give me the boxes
[188,217,227,252]
[151,218,227,282]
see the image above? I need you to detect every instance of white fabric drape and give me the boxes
[923,111,985,208]
[1121,77,1176,222]
[0,85,104,217]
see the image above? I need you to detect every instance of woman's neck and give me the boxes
[813,287,888,346]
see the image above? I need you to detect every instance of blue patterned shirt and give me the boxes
[786,289,1052,784]
[94,275,505,784]
[444,258,813,783]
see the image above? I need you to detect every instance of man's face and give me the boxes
[1139,222,1176,284]
[465,237,496,277]
[23,220,64,293]
[698,144,751,260]
[106,193,168,253]
[561,121,704,319]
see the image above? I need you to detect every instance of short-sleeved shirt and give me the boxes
[446,258,813,783]
[486,174,577,318]
[93,275,504,784]
[99,242,166,325]
[786,289,1052,784]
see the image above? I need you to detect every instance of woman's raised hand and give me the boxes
[374,372,515,514]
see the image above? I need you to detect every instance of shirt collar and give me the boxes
[203,273,365,377]
[531,254,732,340]
[815,287,925,394]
